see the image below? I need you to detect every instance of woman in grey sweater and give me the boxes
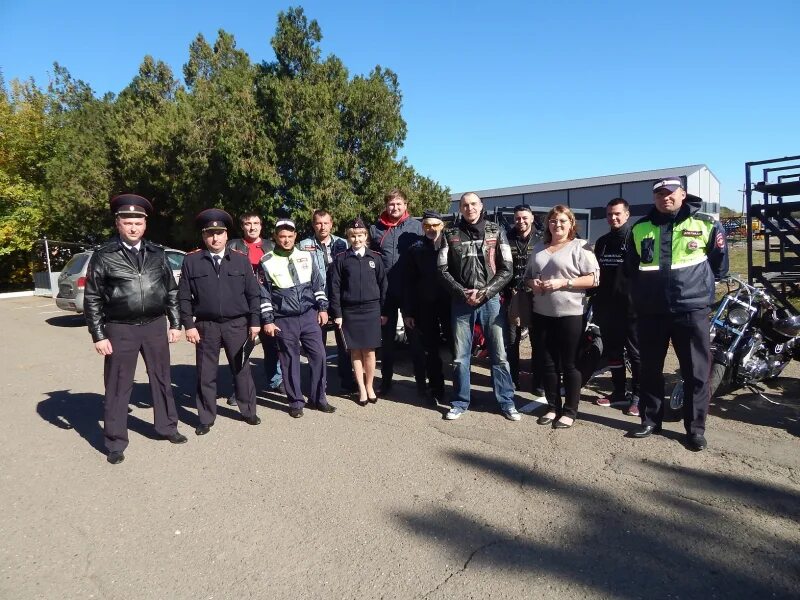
[524,205,599,429]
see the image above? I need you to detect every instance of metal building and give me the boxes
[450,164,720,243]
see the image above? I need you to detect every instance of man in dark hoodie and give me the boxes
[626,178,728,451]
[592,198,640,416]
[369,189,426,395]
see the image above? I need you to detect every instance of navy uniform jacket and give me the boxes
[178,249,261,329]
[329,249,388,319]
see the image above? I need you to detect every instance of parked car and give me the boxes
[55,248,186,314]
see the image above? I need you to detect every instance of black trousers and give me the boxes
[531,313,584,419]
[380,294,425,388]
[196,317,257,426]
[103,317,179,453]
[595,304,641,398]
[416,301,451,394]
[637,310,711,435]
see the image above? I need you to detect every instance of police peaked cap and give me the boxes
[110,194,153,217]
[196,208,233,232]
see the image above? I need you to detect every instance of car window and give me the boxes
[165,251,185,271]
[61,253,90,276]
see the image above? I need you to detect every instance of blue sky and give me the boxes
[2,0,798,209]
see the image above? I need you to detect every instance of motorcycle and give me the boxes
[669,275,800,416]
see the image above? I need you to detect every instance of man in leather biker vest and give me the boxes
[438,192,520,422]
[84,194,188,464]
[626,178,728,451]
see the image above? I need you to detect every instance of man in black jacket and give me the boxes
[404,210,451,404]
[179,209,262,436]
[84,194,187,465]
[369,189,426,395]
[592,198,640,416]
[502,204,544,395]
[438,192,519,421]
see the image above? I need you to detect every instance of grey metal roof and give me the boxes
[451,164,715,201]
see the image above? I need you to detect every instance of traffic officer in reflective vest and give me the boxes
[259,217,336,418]
[84,194,188,464]
[178,209,262,435]
[626,178,728,451]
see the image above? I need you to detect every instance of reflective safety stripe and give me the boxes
[639,265,660,271]
[671,255,708,270]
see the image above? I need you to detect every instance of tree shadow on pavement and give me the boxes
[36,388,166,455]
[395,450,800,598]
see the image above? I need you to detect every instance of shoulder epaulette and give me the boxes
[694,212,715,223]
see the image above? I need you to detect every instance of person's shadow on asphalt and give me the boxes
[36,388,166,455]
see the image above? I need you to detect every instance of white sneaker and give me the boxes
[445,407,466,420]
[503,407,522,421]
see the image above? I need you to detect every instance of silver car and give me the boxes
[55,248,186,314]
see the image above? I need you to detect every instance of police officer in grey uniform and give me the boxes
[84,194,187,465]
[178,209,262,435]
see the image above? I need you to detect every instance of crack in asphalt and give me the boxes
[421,540,505,599]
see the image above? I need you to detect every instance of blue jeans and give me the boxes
[450,296,515,411]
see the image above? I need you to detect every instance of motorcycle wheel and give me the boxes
[666,362,728,422]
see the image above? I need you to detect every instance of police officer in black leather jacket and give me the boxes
[84,194,187,465]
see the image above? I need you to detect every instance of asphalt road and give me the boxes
[1,295,798,599]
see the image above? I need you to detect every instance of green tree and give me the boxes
[258,6,449,230]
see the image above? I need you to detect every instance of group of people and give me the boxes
[84,178,728,465]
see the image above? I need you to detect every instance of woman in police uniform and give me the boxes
[329,218,388,405]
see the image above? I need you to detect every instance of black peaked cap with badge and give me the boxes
[110,194,153,217]
[347,216,368,230]
[195,208,233,232]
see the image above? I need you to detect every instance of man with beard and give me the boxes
[502,204,544,396]
[404,210,451,405]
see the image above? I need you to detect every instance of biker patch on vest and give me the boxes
[682,230,702,237]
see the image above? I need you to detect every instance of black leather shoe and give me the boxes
[536,415,554,426]
[165,432,188,444]
[107,451,125,465]
[553,418,574,429]
[687,433,707,451]
[367,397,377,404]
[244,415,261,426]
[289,407,304,418]
[195,424,212,436]
[227,394,238,406]
[627,424,662,438]
[316,403,337,413]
